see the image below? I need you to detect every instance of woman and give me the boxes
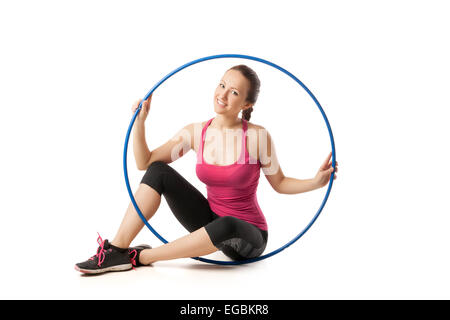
[75,65,338,274]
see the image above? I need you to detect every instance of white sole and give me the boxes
[75,263,132,274]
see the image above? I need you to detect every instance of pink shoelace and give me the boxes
[129,249,138,270]
[88,232,137,270]
[88,233,107,267]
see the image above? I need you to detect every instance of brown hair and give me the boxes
[228,65,261,121]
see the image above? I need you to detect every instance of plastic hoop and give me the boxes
[123,54,336,265]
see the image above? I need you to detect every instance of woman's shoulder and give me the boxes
[246,120,264,131]
[182,120,208,131]
[245,120,269,161]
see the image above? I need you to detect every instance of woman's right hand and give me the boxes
[132,94,152,124]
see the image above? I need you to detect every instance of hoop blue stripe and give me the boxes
[123,54,336,265]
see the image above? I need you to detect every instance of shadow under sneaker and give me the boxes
[75,234,132,274]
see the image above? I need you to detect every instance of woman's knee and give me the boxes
[140,161,171,195]
[148,160,170,171]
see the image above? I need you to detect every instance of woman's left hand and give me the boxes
[313,152,338,188]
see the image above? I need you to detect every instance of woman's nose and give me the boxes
[218,90,228,101]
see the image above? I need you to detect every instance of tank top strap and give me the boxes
[199,118,214,160]
[202,118,214,141]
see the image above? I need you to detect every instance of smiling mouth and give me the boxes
[217,98,227,107]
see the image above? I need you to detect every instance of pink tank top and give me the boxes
[196,117,268,231]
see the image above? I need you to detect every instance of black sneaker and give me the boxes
[128,244,152,267]
[75,234,132,274]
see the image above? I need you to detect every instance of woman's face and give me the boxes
[214,69,252,117]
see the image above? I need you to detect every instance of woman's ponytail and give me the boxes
[242,107,254,121]
[228,65,260,122]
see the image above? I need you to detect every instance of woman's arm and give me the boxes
[131,97,193,170]
[276,152,338,194]
[258,127,338,194]
[133,121,152,170]
[275,177,319,195]
[134,122,194,170]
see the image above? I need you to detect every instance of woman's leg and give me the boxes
[138,227,217,264]
[111,184,161,249]
[138,216,268,264]
[75,161,220,273]
[112,160,219,253]
[108,161,266,265]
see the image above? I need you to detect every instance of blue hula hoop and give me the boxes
[123,54,336,265]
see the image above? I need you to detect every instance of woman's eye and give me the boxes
[219,83,237,95]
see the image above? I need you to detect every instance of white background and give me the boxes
[1,0,449,299]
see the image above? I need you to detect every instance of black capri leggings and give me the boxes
[140,161,268,261]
